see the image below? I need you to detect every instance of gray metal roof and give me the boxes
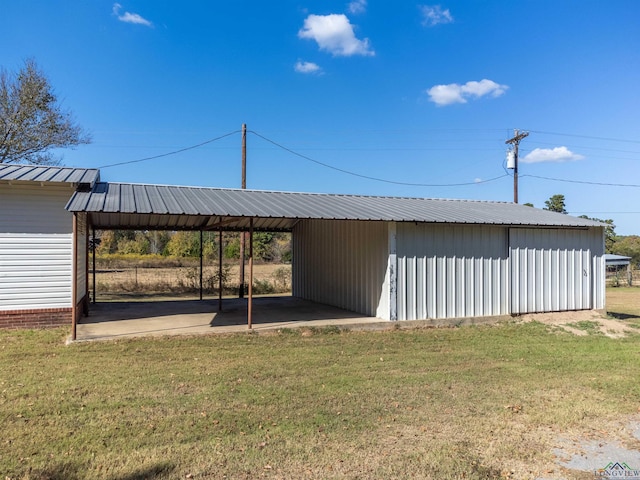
[604,254,632,266]
[0,164,99,189]
[66,181,605,231]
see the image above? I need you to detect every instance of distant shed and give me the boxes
[604,254,631,267]
[604,253,633,286]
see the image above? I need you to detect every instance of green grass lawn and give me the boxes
[2,290,640,479]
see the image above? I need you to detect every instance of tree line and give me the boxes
[535,194,638,266]
[95,230,292,263]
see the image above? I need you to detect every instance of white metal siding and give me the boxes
[0,233,73,310]
[395,224,510,320]
[509,227,604,313]
[292,220,388,317]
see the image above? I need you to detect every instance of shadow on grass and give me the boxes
[110,462,176,480]
[608,311,640,320]
[32,461,175,480]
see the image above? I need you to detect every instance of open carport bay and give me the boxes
[75,296,383,341]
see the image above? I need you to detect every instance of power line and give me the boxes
[249,130,508,187]
[527,130,640,144]
[570,211,640,214]
[524,140,640,156]
[98,130,241,169]
[521,174,640,188]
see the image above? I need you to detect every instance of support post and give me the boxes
[218,228,223,311]
[239,123,247,298]
[199,230,203,301]
[71,213,78,341]
[92,226,96,304]
[248,218,253,330]
[83,219,89,316]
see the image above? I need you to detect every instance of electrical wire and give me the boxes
[524,140,640,155]
[521,174,640,188]
[526,130,640,144]
[249,130,508,187]
[97,130,241,169]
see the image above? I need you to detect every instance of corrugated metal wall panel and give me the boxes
[509,227,604,314]
[0,185,74,234]
[292,220,388,317]
[395,224,509,320]
[0,233,73,310]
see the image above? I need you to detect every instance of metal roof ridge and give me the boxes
[93,181,512,204]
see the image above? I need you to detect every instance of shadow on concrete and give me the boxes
[76,296,379,341]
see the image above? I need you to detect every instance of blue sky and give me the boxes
[2,1,640,234]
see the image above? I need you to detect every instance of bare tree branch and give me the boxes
[0,59,91,165]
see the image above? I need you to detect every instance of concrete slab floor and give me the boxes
[75,296,384,342]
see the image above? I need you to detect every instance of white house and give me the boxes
[0,164,98,328]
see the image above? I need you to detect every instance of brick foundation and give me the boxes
[0,308,72,329]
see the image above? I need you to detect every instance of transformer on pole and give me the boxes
[505,129,529,204]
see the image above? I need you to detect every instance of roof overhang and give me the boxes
[604,254,632,266]
[0,164,100,190]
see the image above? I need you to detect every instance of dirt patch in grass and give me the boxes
[513,288,640,338]
[517,310,640,338]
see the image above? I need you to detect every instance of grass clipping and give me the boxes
[2,319,640,480]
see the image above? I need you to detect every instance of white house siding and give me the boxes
[509,227,604,314]
[0,184,75,311]
[0,233,73,310]
[0,184,74,234]
[292,219,388,317]
[395,224,510,320]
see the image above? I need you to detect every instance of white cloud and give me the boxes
[298,14,374,57]
[112,3,152,27]
[420,5,453,26]
[427,79,508,106]
[294,61,322,74]
[347,0,367,15]
[522,147,585,164]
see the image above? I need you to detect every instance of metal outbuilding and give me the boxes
[65,181,606,327]
[604,253,633,286]
[0,164,606,335]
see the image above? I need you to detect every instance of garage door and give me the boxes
[510,228,592,314]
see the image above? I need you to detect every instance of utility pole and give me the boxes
[238,124,247,298]
[505,129,529,204]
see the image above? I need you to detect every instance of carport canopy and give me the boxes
[65,181,605,231]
